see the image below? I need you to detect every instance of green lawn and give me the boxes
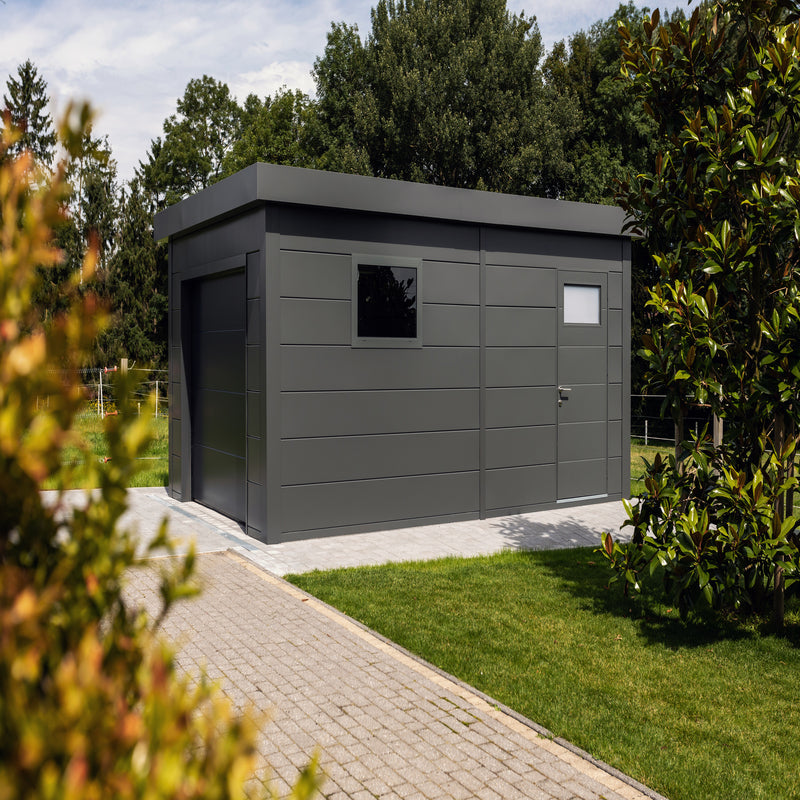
[42,412,169,489]
[288,551,800,800]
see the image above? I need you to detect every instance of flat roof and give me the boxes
[154,162,627,241]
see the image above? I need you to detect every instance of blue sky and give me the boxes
[0,0,689,182]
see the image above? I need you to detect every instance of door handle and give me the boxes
[558,386,571,407]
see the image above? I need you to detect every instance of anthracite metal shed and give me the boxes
[154,163,631,543]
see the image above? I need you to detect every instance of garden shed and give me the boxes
[154,163,631,543]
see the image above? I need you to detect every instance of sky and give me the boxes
[0,0,690,184]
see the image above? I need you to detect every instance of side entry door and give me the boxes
[556,271,608,502]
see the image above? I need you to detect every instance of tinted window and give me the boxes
[357,264,417,338]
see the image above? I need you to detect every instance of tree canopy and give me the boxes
[310,0,580,195]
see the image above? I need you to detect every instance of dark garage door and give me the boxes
[190,271,246,521]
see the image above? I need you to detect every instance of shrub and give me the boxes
[0,107,320,800]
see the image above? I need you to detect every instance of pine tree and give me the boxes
[2,60,56,165]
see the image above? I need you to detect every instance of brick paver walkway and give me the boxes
[126,550,662,800]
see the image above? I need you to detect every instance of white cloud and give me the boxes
[0,0,686,184]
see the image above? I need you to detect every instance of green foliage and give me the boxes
[544,2,678,204]
[605,0,800,624]
[0,112,320,800]
[310,0,579,195]
[97,180,168,368]
[2,60,56,167]
[139,76,241,207]
[604,435,799,618]
[221,89,317,177]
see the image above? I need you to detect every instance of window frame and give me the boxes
[351,254,423,348]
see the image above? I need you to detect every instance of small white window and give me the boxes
[563,284,601,325]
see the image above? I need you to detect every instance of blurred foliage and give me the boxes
[0,111,321,799]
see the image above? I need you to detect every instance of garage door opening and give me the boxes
[189,270,246,521]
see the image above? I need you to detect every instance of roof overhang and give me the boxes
[154,162,627,241]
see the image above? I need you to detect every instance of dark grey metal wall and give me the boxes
[158,164,630,544]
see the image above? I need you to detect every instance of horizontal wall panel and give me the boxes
[609,272,623,309]
[485,426,555,469]
[280,251,350,300]
[170,418,182,456]
[280,298,350,344]
[485,265,556,307]
[424,261,480,305]
[485,228,622,272]
[558,346,607,385]
[247,391,262,438]
[170,310,180,347]
[282,389,479,438]
[281,346,478,391]
[246,345,262,392]
[486,348,556,388]
[281,471,479,532]
[169,454,181,493]
[247,482,265,532]
[608,458,623,495]
[609,384,623,421]
[608,420,622,458]
[172,211,262,270]
[277,206,479,264]
[557,384,607,424]
[247,437,264,485]
[609,347,623,384]
[486,465,556,510]
[486,307,556,347]
[485,387,556,428]
[247,251,261,299]
[247,298,261,344]
[281,430,479,485]
[169,347,181,383]
[609,309,623,346]
[424,304,480,347]
[558,458,606,500]
[170,382,180,419]
[559,421,606,462]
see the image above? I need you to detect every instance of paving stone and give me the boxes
[95,488,662,800]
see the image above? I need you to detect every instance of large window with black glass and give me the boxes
[352,256,422,347]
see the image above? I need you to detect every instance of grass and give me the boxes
[630,437,671,496]
[41,412,169,490]
[287,550,800,800]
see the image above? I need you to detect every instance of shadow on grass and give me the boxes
[492,514,800,649]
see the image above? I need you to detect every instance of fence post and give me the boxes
[645,419,648,447]
[120,358,128,374]
[155,380,159,419]
[98,368,103,418]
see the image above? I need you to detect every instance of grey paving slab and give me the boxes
[124,550,662,800]
[47,486,633,576]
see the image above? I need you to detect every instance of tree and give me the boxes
[139,76,241,207]
[2,60,56,166]
[221,88,316,177]
[36,125,118,334]
[543,3,681,205]
[310,0,580,196]
[0,107,320,799]
[602,0,800,627]
[97,180,168,369]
